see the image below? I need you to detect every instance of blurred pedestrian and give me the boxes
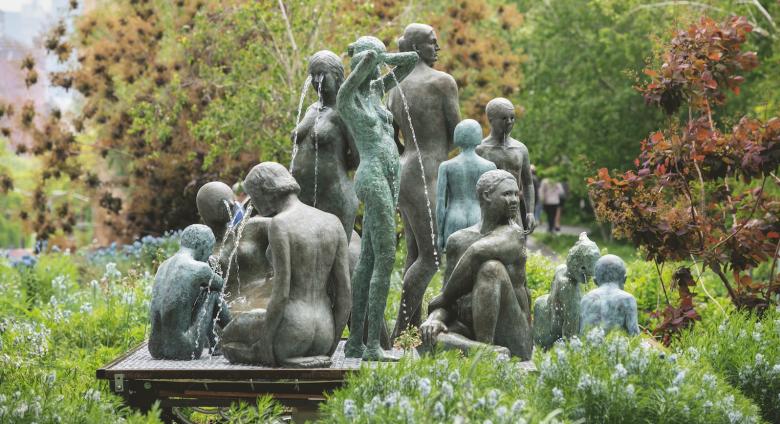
[531,165,542,224]
[539,177,564,233]
[555,179,569,232]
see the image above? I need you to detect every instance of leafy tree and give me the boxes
[515,0,780,200]
[2,0,526,243]
[589,16,780,313]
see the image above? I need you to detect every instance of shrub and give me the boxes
[678,308,780,422]
[531,330,761,423]
[319,350,547,423]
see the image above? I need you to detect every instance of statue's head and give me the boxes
[244,162,300,217]
[595,254,627,288]
[454,119,482,149]
[180,224,215,262]
[309,50,344,98]
[348,36,386,79]
[476,169,519,221]
[196,182,235,229]
[486,97,516,137]
[398,23,438,67]
[566,232,600,284]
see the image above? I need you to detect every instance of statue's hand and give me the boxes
[420,318,447,346]
[526,213,536,233]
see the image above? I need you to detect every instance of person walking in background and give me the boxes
[531,165,541,224]
[539,177,564,233]
[555,179,568,232]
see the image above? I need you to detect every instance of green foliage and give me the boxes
[321,329,763,423]
[531,330,761,423]
[678,308,780,422]
[589,15,780,311]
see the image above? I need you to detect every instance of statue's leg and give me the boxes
[186,291,221,359]
[393,204,440,339]
[344,227,373,358]
[429,332,510,357]
[472,260,533,360]
[363,186,398,361]
[207,295,231,351]
[280,356,332,368]
[400,208,417,277]
[532,294,555,349]
[220,309,269,364]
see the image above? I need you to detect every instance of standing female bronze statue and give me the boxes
[337,36,417,360]
[387,23,460,339]
[290,50,360,238]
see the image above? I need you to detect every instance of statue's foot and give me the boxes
[344,338,366,358]
[281,355,332,368]
[362,344,399,362]
[492,345,511,357]
[221,342,256,364]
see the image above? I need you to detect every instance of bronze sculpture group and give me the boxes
[148,23,639,366]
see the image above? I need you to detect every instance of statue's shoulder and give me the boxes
[431,70,457,91]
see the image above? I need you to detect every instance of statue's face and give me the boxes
[486,178,520,220]
[415,31,439,67]
[489,108,515,137]
[248,188,280,218]
[312,71,339,98]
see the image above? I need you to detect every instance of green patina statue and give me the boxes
[219,163,351,367]
[421,170,533,359]
[149,224,231,360]
[533,232,600,349]
[196,182,273,312]
[476,98,536,233]
[580,254,640,337]
[337,36,418,361]
[291,50,360,240]
[436,119,496,253]
[387,23,461,339]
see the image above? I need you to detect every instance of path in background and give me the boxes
[527,224,592,262]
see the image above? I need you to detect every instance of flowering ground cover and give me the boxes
[0,234,777,423]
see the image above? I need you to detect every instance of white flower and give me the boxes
[686,347,700,362]
[44,372,56,386]
[569,336,583,351]
[625,384,635,398]
[728,410,743,424]
[51,275,68,291]
[383,392,399,407]
[343,399,357,419]
[13,402,27,418]
[703,373,717,389]
[448,370,460,383]
[84,388,101,402]
[441,382,454,400]
[612,363,628,381]
[552,387,564,404]
[511,399,526,413]
[752,332,762,342]
[487,389,499,407]
[672,370,686,386]
[666,386,679,395]
[496,406,507,417]
[586,327,605,345]
[121,291,136,305]
[755,353,765,366]
[418,378,431,397]
[104,262,121,280]
[433,401,445,419]
[771,364,780,375]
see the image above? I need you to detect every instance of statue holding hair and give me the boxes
[196,182,273,311]
[476,98,535,233]
[219,163,351,367]
[149,224,231,360]
[337,36,418,361]
[387,23,461,339]
[435,119,496,253]
[533,233,600,349]
[421,170,533,360]
[580,254,640,337]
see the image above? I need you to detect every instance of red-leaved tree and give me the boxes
[589,16,780,320]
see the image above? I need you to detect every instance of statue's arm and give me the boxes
[440,235,513,303]
[520,145,536,231]
[260,219,292,362]
[435,163,449,252]
[328,230,352,353]
[380,51,418,92]
[625,297,640,336]
[440,76,460,153]
[337,50,380,116]
[343,123,360,171]
[195,263,223,292]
